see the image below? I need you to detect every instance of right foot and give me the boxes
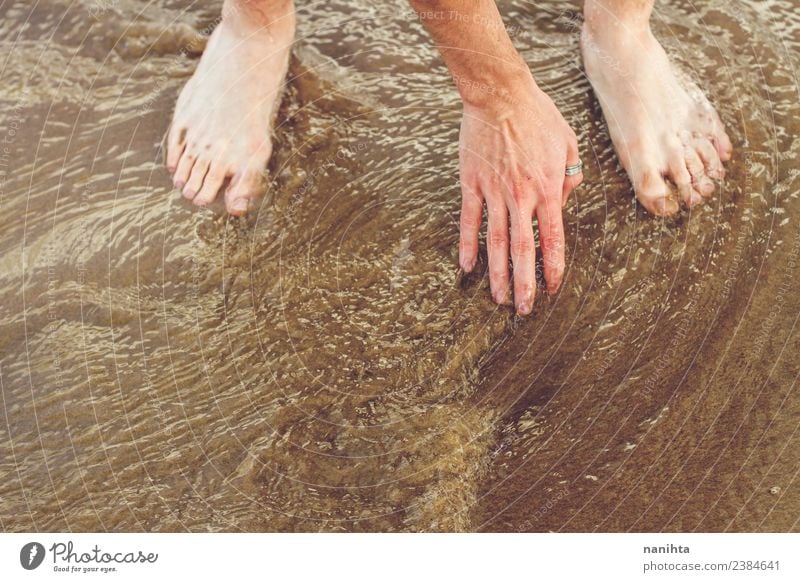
[581,21,733,215]
[166,7,294,216]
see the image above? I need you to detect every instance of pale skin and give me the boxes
[166,0,295,215]
[166,0,732,315]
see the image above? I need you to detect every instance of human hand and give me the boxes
[457,77,582,315]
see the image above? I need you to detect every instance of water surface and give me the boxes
[0,0,798,531]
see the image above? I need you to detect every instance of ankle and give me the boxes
[222,0,296,37]
[583,0,652,41]
[581,18,653,52]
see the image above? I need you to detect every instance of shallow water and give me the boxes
[0,0,798,532]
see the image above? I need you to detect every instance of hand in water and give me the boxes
[458,77,582,315]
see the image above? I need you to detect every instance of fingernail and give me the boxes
[174,180,185,190]
[231,198,248,213]
[689,192,703,207]
[183,188,195,199]
[493,290,510,306]
[460,257,476,273]
[517,301,531,316]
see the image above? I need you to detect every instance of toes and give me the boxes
[183,157,209,201]
[689,186,705,207]
[193,165,228,207]
[634,169,679,216]
[696,174,716,197]
[709,109,733,161]
[693,136,725,179]
[166,124,186,172]
[714,131,733,162]
[224,166,266,216]
[173,150,196,190]
[684,144,705,181]
[683,145,713,201]
[667,151,694,207]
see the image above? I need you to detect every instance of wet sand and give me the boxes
[0,0,798,532]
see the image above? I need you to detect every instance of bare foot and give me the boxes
[166,6,294,216]
[581,23,733,215]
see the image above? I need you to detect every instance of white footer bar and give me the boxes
[1,533,797,581]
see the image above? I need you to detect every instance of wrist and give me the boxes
[458,66,538,116]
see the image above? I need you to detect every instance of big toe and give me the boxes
[225,166,266,216]
[635,169,680,216]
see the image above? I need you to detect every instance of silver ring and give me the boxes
[565,161,583,177]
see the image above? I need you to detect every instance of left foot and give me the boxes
[165,8,294,215]
[581,22,733,215]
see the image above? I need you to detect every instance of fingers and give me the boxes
[562,175,581,207]
[562,132,583,206]
[483,167,570,312]
[509,204,536,315]
[459,181,483,273]
[536,195,566,296]
[485,198,511,306]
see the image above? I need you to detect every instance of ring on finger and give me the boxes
[565,161,583,177]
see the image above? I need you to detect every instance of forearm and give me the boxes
[409,0,533,110]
